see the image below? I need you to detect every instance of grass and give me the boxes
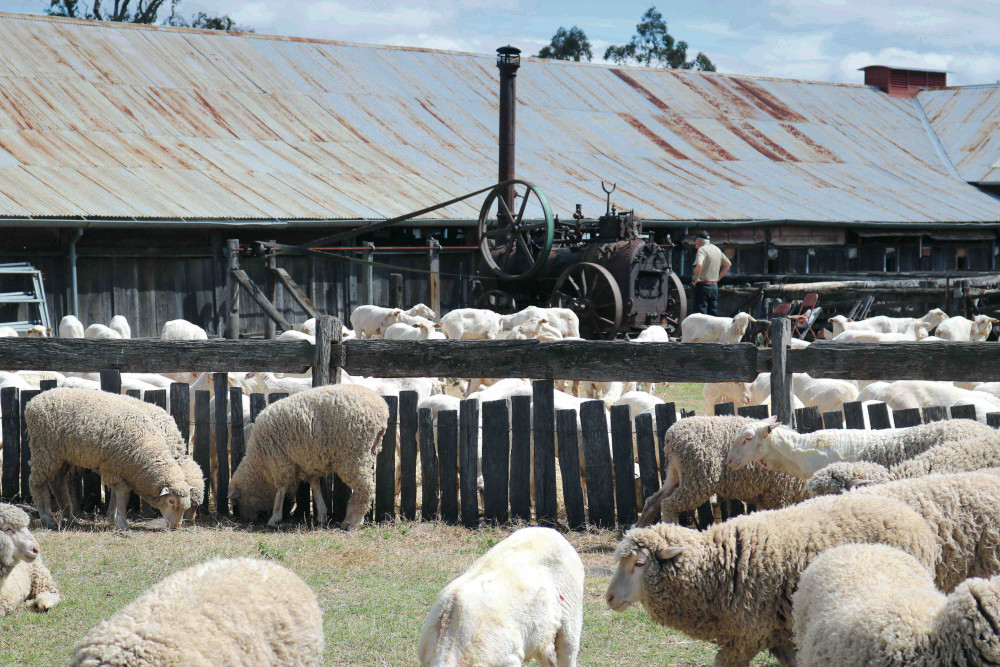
[1,520,776,666]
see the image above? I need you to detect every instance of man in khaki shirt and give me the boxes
[691,230,730,316]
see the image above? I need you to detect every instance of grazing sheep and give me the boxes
[25,388,191,530]
[108,315,131,339]
[228,384,388,528]
[637,416,807,527]
[703,381,751,415]
[418,527,583,667]
[794,544,1000,667]
[71,557,323,666]
[160,319,208,340]
[681,312,756,343]
[58,315,85,338]
[84,323,121,340]
[0,326,17,337]
[936,314,998,341]
[0,504,60,616]
[607,494,939,667]
[439,308,503,340]
[727,417,993,479]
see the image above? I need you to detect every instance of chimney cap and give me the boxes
[497,45,521,56]
[858,64,949,73]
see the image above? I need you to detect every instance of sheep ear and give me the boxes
[655,546,685,561]
[228,487,241,499]
[845,479,872,489]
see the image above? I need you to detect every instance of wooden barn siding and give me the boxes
[8,250,476,337]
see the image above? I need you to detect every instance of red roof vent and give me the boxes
[860,66,947,98]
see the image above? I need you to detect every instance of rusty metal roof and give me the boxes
[0,12,997,225]
[918,85,1000,185]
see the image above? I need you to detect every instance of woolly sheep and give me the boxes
[58,315,85,338]
[228,384,388,528]
[680,312,756,343]
[297,317,317,335]
[636,416,807,527]
[84,323,122,340]
[25,388,191,530]
[936,314,998,341]
[418,527,583,667]
[794,544,1000,666]
[866,380,1000,415]
[0,326,16,337]
[440,308,503,340]
[160,319,208,340]
[727,417,993,479]
[71,557,323,666]
[0,503,60,616]
[108,315,131,339]
[607,493,939,666]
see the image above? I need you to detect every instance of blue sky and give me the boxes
[2,0,998,85]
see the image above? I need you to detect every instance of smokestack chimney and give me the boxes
[497,45,521,220]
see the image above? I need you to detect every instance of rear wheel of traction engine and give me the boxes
[477,180,554,281]
[549,262,623,340]
[475,290,518,315]
[663,271,687,337]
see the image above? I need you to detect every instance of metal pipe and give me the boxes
[68,227,84,316]
[496,45,521,220]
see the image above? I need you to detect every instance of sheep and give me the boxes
[84,323,122,340]
[160,319,208,340]
[829,309,947,337]
[607,493,939,667]
[108,315,131,339]
[792,373,859,414]
[24,388,191,530]
[869,380,1000,417]
[635,325,669,342]
[936,314,998,341]
[57,315,85,338]
[405,303,437,321]
[727,416,993,480]
[350,305,403,338]
[499,307,581,339]
[501,317,563,341]
[793,544,1000,667]
[71,557,323,666]
[276,329,315,343]
[254,371,312,396]
[0,503,60,616]
[298,317,317,335]
[418,527,583,667]
[25,325,48,337]
[703,382,751,415]
[0,326,17,337]
[0,372,33,391]
[439,308,503,340]
[383,321,445,340]
[636,416,808,527]
[831,327,928,342]
[680,312,755,343]
[228,384,388,528]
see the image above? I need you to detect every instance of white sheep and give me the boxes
[608,493,939,666]
[831,327,928,342]
[868,380,1000,417]
[418,527,583,667]
[794,543,1000,667]
[297,317,317,335]
[57,315,85,338]
[383,321,445,340]
[228,384,388,528]
[276,329,315,344]
[25,325,49,337]
[0,503,60,616]
[84,323,122,340]
[499,307,581,339]
[935,314,998,341]
[0,326,17,338]
[160,319,208,340]
[703,381,751,414]
[350,305,403,338]
[680,312,756,343]
[439,308,503,340]
[71,557,323,666]
[792,373,859,414]
[25,388,191,530]
[108,315,131,339]
[634,325,669,342]
[501,317,563,342]
[405,303,437,321]
[727,416,994,479]
[829,309,947,337]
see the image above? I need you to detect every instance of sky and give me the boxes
[2,0,998,86]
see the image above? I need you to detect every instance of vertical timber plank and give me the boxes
[610,405,637,527]
[508,395,532,523]
[419,407,439,520]
[213,373,230,516]
[459,398,479,528]
[634,413,660,505]
[580,400,614,528]
[375,396,398,522]
[1,387,19,501]
[843,402,865,429]
[867,402,892,429]
[398,391,418,521]
[532,379,557,525]
[170,382,190,450]
[193,391,212,508]
[654,402,676,483]
[555,409,586,530]
[437,409,458,524]
[892,408,922,428]
[481,399,509,524]
[19,390,39,504]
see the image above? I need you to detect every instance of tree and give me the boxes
[604,6,716,71]
[167,10,254,32]
[45,0,251,31]
[537,26,592,62]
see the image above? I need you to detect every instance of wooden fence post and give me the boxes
[398,391,418,521]
[794,406,823,433]
[125,389,140,399]
[193,391,212,503]
[738,405,770,419]
[229,387,246,471]
[419,407,439,520]
[361,242,374,306]
[770,318,793,427]
[842,401,865,429]
[713,402,735,416]
[987,412,1000,429]
[580,400,614,528]
[389,273,404,309]
[634,413,660,506]
[38,379,57,392]
[143,389,168,517]
[225,239,240,339]
[654,402,676,483]
[922,406,948,423]
[213,373,230,516]
[822,410,843,429]
[18,390,38,504]
[266,241,277,339]
[437,408,458,524]
[428,239,441,316]
[555,409,586,530]
[375,395,398,522]
[892,408,922,428]
[509,395,532,523]
[312,315,337,387]
[1,387,19,502]
[867,402,892,429]
[532,379,557,525]
[950,404,977,421]
[459,398,479,527]
[610,405,637,527]
[169,382,190,450]
[481,399,509,524]
[249,393,267,422]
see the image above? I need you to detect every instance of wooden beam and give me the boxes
[265,242,277,339]
[0,339,314,373]
[770,318,793,426]
[789,342,1000,381]
[225,239,240,339]
[231,269,292,332]
[272,268,321,320]
[342,340,761,382]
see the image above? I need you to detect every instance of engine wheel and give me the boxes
[549,262,623,340]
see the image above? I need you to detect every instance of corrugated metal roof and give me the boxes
[0,12,996,224]
[918,85,1000,185]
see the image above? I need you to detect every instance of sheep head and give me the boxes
[911,321,931,340]
[923,308,948,330]
[0,504,39,569]
[147,485,191,531]
[829,315,851,337]
[607,525,694,612]
[805,461,891,497]
[727,415,780,469]
[731,312,754,338]
[972,315,999,341]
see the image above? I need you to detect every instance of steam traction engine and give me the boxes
[475,180,686,340]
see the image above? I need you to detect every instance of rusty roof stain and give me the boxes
[0,12,994,224]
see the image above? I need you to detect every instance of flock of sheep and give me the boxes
[3,302,1000,665]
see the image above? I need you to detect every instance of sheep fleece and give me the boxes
[71,558,323,666]
[0,505,59,616]
[621,493,939,666]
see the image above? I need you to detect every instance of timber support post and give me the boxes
[266,240,277,339]
[389,273,404,309]
[362,242,374,306]
[770,317,793,427]
[428,239,441,315]
[225,239,240,339]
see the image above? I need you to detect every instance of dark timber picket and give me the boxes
[229,387,246,471]
[532,380,557,525]
[481,400,509,524]
[398,391,418,522]
[213,373,230,516]
[125,389,140,399]
[193,391,211,498]
[555,409,586,530]
[374,395,398,522]
[1,387,19,501]
[38,379,56,392]
[822,410,843,429]
[610,405,637,527]
[437,408,458,525]
[713,402,735,416]
[18,390,38,504]
[950,404,977,421]
[634,413,660,505]
[988,412,1000,429]
[418,407,438,520]
[249,393,267,423]
[843,402,866,429]
[923,406,948,423]
[867,403,892,430]
[509,395,532,523]
[893,408,922,428]
[170,382,190,449]
[654,402,677,483]
[459,398,479,527]
[794,406,823,433]
[580,400,614,528]
[738,405,770,419]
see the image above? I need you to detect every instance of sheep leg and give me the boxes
[267,486,288,527]
[111,485,130,530]
[554,616,582,667]
[309,477,328,525]
[30,474,57,530]
[637,461,680,527]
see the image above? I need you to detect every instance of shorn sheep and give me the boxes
[794,544,1000,666]
[637,416,807,527]
[0,503,60,616]
[680,312,756,343]
[160,319,208,340]
[58,315,85,338]
[727,416,993,479]
[71,557,323,666]
[936,313,998,341]
[228,384,388,528]
[84,323,121,340]
[24,388,191,530]
[418,527,584,667]
[108,315,131,339]
[607,493,939,666]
